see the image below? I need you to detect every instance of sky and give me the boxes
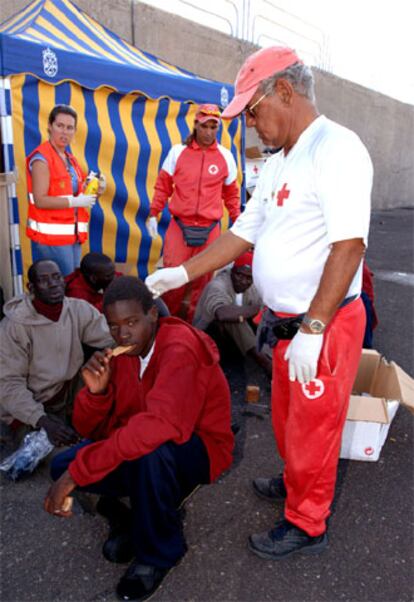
[141,0,414,105]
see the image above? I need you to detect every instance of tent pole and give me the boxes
[0,76,23,297]
[130,0,136,46]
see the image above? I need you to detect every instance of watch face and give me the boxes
[303,315,326,333]
[309,319,325,333]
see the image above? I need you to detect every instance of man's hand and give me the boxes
[81,348,113,394]
[36,415,80,447]
[44,469,76,518]
[145,266,189,298]
[146,216,158,239]
[284,331,324,384]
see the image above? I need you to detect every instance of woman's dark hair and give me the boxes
[184,129,196,146]
[48,104,78,127]
[103,276,154,313]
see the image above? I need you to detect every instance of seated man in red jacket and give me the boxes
[44,276,234,602]
[64,252,117,312]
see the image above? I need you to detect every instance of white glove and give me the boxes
[67,194,96,208]
[145,266,189,298]
[98,173,106,194]
[284,330,324,384]
[146,216,158,239]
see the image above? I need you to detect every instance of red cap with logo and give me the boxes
[195,104,221,124]
[222,46,302,119]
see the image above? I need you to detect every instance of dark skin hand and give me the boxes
[215,303,261,323]
[36,414,81,447]
[44,469,76,518]
[81,348,114,395]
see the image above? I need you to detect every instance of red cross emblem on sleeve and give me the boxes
[276,183,290,206]
[301,378,325,399]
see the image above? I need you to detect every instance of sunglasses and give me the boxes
[244,93,267,118]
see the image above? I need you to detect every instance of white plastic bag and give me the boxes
[0,429,54,480]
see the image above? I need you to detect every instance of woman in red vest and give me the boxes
[26,104,105,275]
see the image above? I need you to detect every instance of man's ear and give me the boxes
[27,282,34,295]
[275,79,294,105]
[149,305,158,323]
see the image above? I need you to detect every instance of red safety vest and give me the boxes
[26,141,88,246]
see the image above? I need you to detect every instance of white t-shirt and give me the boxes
[231,116,373,314]
[139,341,155,379]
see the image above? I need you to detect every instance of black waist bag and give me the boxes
[175,217,218,247]
[257,310,304,351]
[272,315,304,339]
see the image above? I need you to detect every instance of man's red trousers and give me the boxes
[271,299,366,536]
[162,218,220,322]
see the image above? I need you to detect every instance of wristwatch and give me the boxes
[302,315,326,334]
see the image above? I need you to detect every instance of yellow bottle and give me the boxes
[84,171,99,195]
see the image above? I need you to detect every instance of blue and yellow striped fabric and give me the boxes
[0,0,232,104]
[1,0,244,285]
[11,75,243,280]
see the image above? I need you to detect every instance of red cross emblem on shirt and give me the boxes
[276,183,290,207]
[301,378,325,399]
[253,164,259,174]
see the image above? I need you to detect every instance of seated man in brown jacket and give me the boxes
[193,251,272,375]
[0,260,113,447]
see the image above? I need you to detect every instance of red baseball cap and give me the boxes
[195,104,221,124]
[233,250,253,269]
[222,46,302,119]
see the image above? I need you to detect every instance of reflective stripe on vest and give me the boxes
[27,218,88,235]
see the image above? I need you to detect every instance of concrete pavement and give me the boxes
[1,208,413,602]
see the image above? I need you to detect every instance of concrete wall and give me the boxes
[2,0,413,209]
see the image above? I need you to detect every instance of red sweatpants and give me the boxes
[162,218,221,322]
[271,298,366,536]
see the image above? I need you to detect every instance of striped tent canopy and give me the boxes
[0,0,232,103]
[0,0,244,292]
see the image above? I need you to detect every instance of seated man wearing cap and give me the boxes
[146,104,241,323]
[193,251,272,375]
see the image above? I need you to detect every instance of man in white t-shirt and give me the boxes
[146,46,373,560]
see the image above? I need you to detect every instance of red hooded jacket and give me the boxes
[69,317,234,486]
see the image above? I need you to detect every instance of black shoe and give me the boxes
[252,475,287,502]
[116,561,169,601]
[96,497,134,564]
[103,531,135,564]
[249,520,328,560]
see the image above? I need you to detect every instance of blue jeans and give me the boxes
[51,435,210,568]
[31,242,82,276]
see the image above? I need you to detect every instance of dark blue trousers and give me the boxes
[51,434,210,568]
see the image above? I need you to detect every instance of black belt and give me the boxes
[339,294,358,308]
[258,295,359,347]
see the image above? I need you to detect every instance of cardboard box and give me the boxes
[245,146,267,193]
[340,350,414,461]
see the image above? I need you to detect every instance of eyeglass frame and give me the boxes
[244,93,267,118]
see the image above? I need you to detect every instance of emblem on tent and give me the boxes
[220,86,229,107]
[42,48,58,77]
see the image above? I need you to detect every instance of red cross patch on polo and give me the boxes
[301,378,325,399]
[276,183,290,206]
